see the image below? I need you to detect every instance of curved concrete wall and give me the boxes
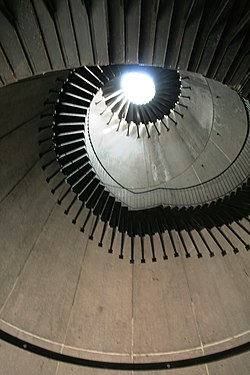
[86,71,248,208]
[0,74,249,374]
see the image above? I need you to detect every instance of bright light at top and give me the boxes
[121,72,155,105]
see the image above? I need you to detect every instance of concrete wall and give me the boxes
[0,74,249,374]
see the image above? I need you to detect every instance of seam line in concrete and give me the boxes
[0,202,57,316]
[210,138,232,163]
[0,108,50,142]
[0,158,40,207]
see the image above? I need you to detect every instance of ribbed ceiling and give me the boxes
[0,0,249,98]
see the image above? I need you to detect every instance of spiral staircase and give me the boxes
[0,1,250,374]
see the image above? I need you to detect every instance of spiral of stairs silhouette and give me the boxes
[0,1,250,374]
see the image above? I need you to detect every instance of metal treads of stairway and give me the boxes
[39,66,250,263]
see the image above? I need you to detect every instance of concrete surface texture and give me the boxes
[0,73,249,374]
[87,71,248,208]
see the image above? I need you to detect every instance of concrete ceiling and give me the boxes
[0,1,250,374]
[0,0,249,97]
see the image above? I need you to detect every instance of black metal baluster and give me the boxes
[58,186,71,205]
[80,209,92,232]
[64,195,77,215]
[89,215,99,240]
[108,227,116,254]
[42,157,57,170]
[119,232,125,259]
[98,222,108,248]
[72,203,84,224]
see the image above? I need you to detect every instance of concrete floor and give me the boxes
[0,73,249,374]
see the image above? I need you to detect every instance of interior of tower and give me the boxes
[0,1,250,374]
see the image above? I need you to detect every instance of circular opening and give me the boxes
[121,72,155,105]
